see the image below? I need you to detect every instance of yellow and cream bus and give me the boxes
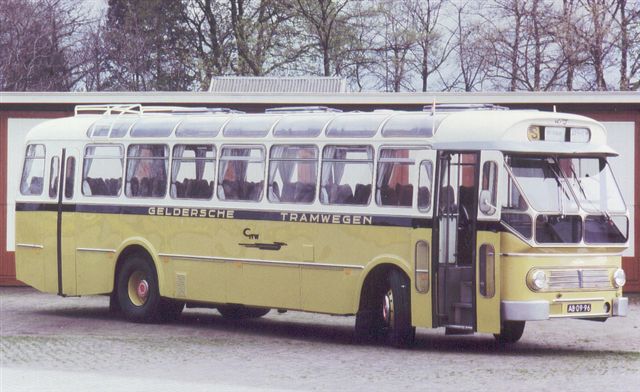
[15,104,629,346]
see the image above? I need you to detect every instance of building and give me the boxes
[1,91,638,291]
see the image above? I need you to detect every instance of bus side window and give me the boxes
[20,144,46,196]
[320,145,373,205]
[479,161,498,215]
[48,156,60,198]
[171,144,215,200]
[377,148,425,208]
[82,144,124,197]
[268,145,318,204]
[418,160,433,211]
[65,156,75,199]
[217,146,265,202]
[125,144,169,198]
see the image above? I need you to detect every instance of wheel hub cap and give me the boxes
[137,280,149,300]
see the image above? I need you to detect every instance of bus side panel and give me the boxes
[73,211,119,295]
[475,230,501,334]
[308,224,411,314]
[239,218,303,309]
[15,211,49,292]
[161,218,225,303]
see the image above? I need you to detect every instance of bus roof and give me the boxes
[24,105,615,156]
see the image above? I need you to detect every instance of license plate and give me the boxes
[567,303,591,313]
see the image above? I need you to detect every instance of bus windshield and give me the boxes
[504,156,628,244]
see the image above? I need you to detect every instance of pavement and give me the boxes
[1,287,639,391]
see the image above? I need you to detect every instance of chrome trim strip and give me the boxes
[16,243,44,249]
[550,313,610,319]
[76,248,116,253]
[552,297,605,303]
[415,269,429,273]
[158,253,365,270]
[503,252,623,258]
[502,300,549,321]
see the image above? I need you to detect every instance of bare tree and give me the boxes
[614,0,640,90]
[182,0,236,87]
[406,0,453,92]
[0,0,89,91]
[230,0,306,76]
[371,0,416,92]
[444,2,490,91]
[294,0,351,76]
[574,0,620,90]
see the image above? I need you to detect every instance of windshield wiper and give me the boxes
[546,158,566,217]
[565,160,611,220]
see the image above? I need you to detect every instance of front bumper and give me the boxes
[502,297,628,321]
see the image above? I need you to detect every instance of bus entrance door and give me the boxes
[44,146,78,296]
[433,152,478,331]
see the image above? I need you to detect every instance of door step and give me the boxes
[445,325,474,335]
[452,301,473,325]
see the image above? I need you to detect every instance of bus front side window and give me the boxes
[320,145,373,205]
[82,145,124,197]
[376,148,424,208]
[20,144,46,196]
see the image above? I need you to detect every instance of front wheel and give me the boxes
[494,321,525,344]
[355,269,415,347]
[116,253,162,323]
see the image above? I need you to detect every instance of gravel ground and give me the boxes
[1,287,639,392]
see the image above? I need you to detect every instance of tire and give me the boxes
[217,305,270,319]
[494,321,525,344]
[355,269,415,347]
[384,269,415,347]
[116,253,162,323]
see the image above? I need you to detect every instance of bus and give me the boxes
[15,103,629,347]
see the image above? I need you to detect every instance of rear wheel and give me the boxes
[217,305,270,319]
[494,321,525,344]
[116,253,162,323]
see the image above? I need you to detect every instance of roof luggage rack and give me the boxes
[265,106,342,114]
[75,104,142,116]
[142,106,244,114]
[423,103,509,113]
[75,104,244,116]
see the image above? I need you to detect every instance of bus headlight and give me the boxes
[613,268,626,288]
[527,270,548,291]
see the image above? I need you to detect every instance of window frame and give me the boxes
[170,144,216,200]
[320,144,374,206]
[267,144,319,204]
[217,144,266,202]
[81,143,124,198]
[19,144,46,197]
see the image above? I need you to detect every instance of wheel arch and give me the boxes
[113,238,165,297]
[352,256,411,313]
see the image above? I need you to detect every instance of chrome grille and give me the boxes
[548,269,611,290]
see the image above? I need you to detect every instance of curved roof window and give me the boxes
[326,113,388,138]
[130,117,181,137]
[273,114,335,137]
[223,115,279,137]
[381,113,437,138]
[109,116,138,138]
[175,115,228,138]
